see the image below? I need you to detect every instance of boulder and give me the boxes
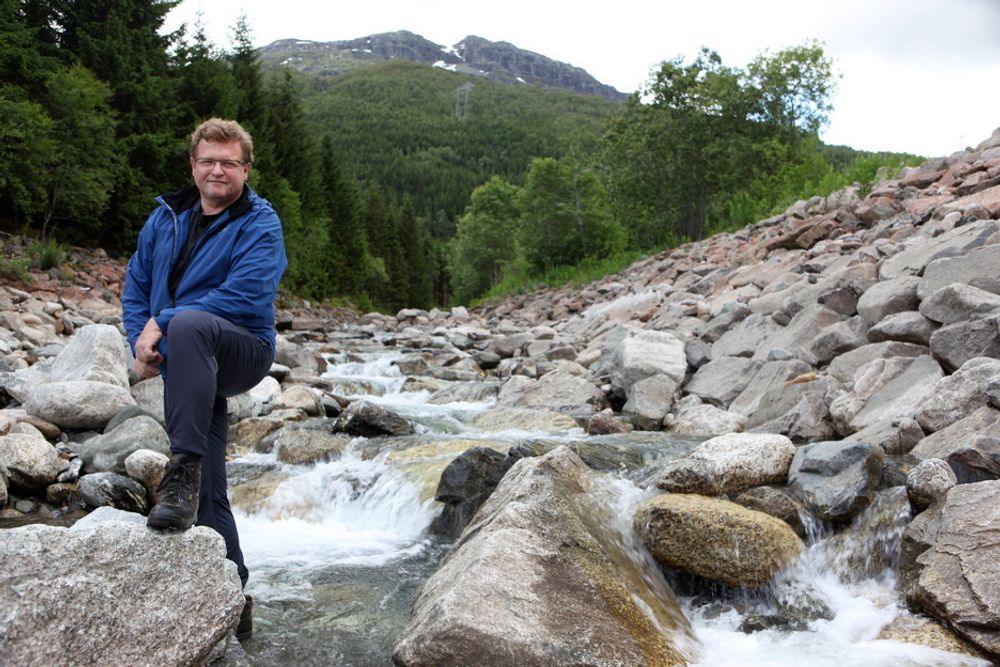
[906,459,957,511]
[732,486,808,537]
[808,316,868,364]
[787,440,884,523]
[622,373,676,431]
[711,313,782,358]
[671,396,748,436]
[584,409,631,435]
[75,472,148,513]
[0,433,68,492]
[826,342,928,384]
[928,315,1000,372]
[818,487,911,581]
[878,218,999,281]
[124,449,168,503]
[334,400,414,437]
[393,447,694,667]
[850,417,925,455]
[855,276,921,326]
[828,355,944,436]
[46,324,130,388]
[270,385,324,417]
[918,243,1000,300]
[915,357,1000,433]
[24,380,136,430]
[226,416,284,455]
[275,429,351,465]
[471,407,578,433]
[728,361,834,439]
[275,335,321,373]
[79,415,170,474]
[496,366,605,414]
[656,432,795,496]
[684,357,760,408]
[0,520,243,667]
[866,311,937,346]
[919,282,1000,325]
[751,304,844,361]
[877,613,982,660]
[427,381,501,404]
[907,480,1000,660]
[912,406,1000,461]
[597,326,687,394]
[634,493,804,588]
[429,447,516,539]
[130,375,165,424]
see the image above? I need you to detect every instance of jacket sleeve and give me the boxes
[121,212,159,354]
[152,210,287,333]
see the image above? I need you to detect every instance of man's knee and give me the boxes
[168,309,220,340]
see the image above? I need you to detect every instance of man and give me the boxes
[122,118,287,640]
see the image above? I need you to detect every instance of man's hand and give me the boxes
[134,318,163,379]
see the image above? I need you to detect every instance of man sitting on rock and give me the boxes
[121,118,287,640]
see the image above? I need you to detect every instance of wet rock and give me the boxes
[0,520,243,666]
[877,613,983,660]
[275,429,351,465]
[226,416,284,455]
[427,380,501,404]
[866,311,937,346]
[75,471,148,513]
[635,493,804,588]
[271,385,324,417]
[731,486,808,537]
[623,373,677,431]
[671,396,748,436]
[906,459,957,511]
[584,408,631,435]
[907,480,1000,660]
[394,447,694,667]
[275,335,321,373]
[684,357,761,408]
[429,447,516,539]
[656,433,795,496]
[335,400,414,437]
[856,276,921,326]
[471,407,577,433]
[915,357,1000,433]
[24,380,136,430]
[928,314,1000,372]
[0,433,68,493]
[819,487,910,581]
[919,282,1000,325]
[787,440,884,523]
[79,415,169,474]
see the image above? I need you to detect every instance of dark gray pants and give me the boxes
[163,310,273,587]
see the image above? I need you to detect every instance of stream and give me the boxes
[231,345,989,666]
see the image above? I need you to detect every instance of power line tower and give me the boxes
[453,82,474,120]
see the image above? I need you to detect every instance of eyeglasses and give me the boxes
[192,157,248,170]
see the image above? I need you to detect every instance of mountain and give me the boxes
[258,30,627,101]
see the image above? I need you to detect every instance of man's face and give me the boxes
[190,139,251,213]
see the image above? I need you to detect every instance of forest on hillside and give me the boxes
[0,0,922,311]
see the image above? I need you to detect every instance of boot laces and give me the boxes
[158,457,199,504]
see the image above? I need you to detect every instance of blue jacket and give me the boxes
[122,184,288,360]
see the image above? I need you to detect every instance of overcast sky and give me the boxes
[163,0,1000,158]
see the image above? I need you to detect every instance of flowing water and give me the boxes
[232,348,989,666]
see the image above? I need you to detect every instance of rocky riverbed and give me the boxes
[3,127,1000,665]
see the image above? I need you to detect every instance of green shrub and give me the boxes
[27,238,66,271]
[0,255,32,282]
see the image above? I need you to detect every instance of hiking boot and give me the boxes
[147,453,201,530]
[236,594,253,641]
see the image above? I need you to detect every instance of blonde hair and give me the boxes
[189,118,254,163]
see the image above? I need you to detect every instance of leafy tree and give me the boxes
[519,157,623,274]
[448,176,521,303]
[0,92,55,224]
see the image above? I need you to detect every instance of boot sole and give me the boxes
[147,507,196,531]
